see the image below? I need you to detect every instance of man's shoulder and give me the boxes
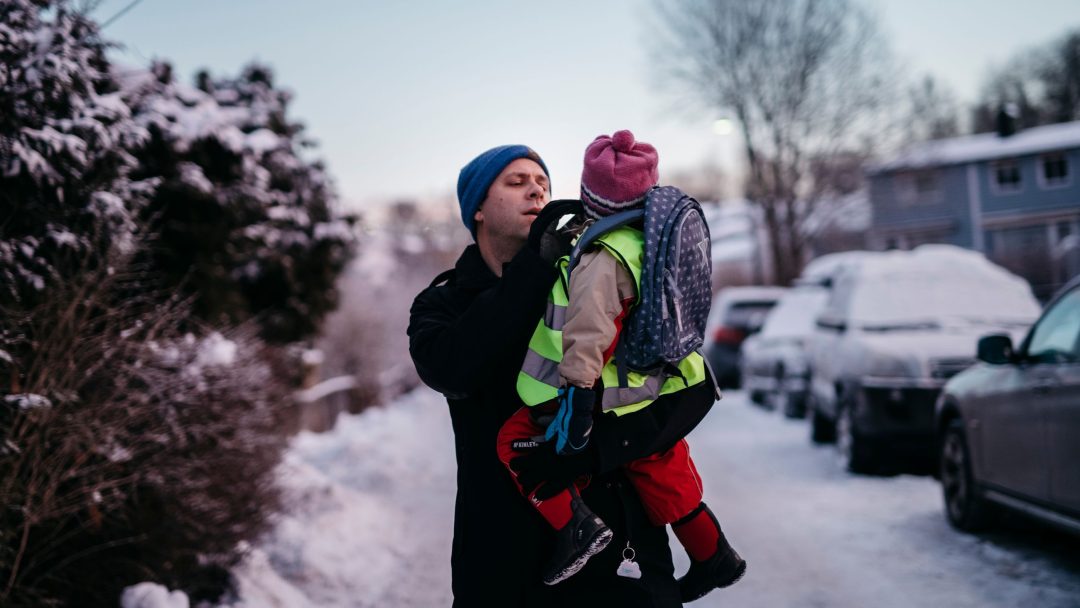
[412,246,472,305]
[412,268,460,312]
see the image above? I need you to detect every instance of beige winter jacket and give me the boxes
[558,248,636,389]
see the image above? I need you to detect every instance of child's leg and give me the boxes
[622,439,745,600]
[496,406,575,529]
[621,438,704,526]
[497,406,613,585]
[621,439,721,560]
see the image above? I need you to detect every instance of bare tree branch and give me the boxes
[651,0,896,284]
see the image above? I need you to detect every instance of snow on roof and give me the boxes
[869,120,1080,173]
[711,234,754,263]
[703,199,755,241]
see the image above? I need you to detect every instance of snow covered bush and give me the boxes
[0,253,289,607]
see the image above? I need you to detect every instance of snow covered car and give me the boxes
[807,245,1040,474]
[741,285,829,417]
[705,286,788,388]
[936,275,1080,536]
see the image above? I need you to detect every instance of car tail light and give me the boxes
[712,326,746,345]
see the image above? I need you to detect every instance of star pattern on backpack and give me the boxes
[621,186,713,372]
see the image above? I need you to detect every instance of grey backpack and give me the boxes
[567,186,713,387]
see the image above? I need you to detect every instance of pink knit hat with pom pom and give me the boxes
[580,129,659,218]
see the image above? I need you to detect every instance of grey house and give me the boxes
[867,120,1080,300]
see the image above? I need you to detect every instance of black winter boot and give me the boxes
[677,507,746,603]
[542,490,613,585]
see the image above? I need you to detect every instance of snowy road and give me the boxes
[232,388,1080,607]
[676,393,1080,608]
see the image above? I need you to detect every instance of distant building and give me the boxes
[702,199,773,288]
[703,194,872,288]
[867,118,1080,300]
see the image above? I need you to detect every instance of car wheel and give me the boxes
[780,389,806,419]
[810,400,836,444]
[837,399,879,474]
[940,420,993,532]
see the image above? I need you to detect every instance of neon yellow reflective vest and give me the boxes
[516,225,706,417]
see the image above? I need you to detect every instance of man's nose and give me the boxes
[527,180,545,199]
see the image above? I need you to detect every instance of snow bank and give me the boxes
[220,388,455,607]
[120,583,189,608]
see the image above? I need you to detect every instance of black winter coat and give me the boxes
[408,243,715,608]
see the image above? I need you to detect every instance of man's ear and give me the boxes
[473,209,483,225]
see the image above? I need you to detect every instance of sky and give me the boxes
[92,0,1080,214]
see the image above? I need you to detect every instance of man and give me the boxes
[408,144,717,607]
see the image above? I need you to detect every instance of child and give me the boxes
[496,130,746,601]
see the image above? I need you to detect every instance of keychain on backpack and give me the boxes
[616,542,642,579]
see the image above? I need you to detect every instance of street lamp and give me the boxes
[712,118,734,136]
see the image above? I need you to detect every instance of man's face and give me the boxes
[474,158,550,244]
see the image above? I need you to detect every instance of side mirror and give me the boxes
[977,334,1014,365]
[816,316,847,333]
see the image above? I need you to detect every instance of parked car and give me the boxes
[741,285,829,417]
[705,286,788,388]
[807,245,1040,474]
[936,275,1080,536]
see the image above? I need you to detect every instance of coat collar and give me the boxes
[453,244,499,291]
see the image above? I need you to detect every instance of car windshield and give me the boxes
[849,275,1040,329]
[724,301,777,329]
[761,288,828,339]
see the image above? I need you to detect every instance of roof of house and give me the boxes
[868,120,1080,174]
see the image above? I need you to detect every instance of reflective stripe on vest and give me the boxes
[515,225,707,417]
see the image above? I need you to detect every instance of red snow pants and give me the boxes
[496,405,704,530]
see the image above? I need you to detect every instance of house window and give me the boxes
[1041,152,1070,188]
[894,170,943,205]
[992,160,1022,193]
[914,171,940,198]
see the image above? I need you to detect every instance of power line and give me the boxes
[100,0,146,30]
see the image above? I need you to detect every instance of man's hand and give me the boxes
[527,199,584,264]
[508,439,596,500]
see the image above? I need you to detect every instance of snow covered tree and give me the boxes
[120,61,357,343]
[903,75,961,144]
[0,0,154,308]
[972,28,1080,133]
[1,3,356,605]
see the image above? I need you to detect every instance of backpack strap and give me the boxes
[697,347,722,400]
[566,208,644,277]
[569,209,644,391]
[614,337,631,390]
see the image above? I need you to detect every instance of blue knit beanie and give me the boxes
[457,145,550,238]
